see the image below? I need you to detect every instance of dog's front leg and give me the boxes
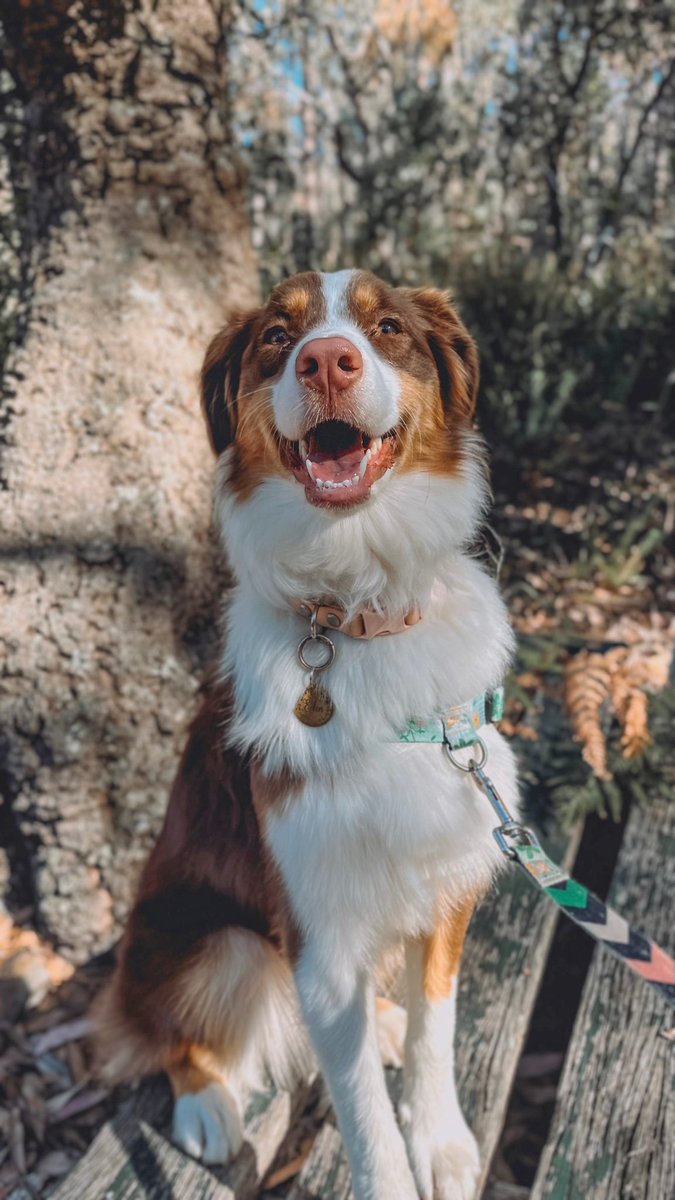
[295,942,418,1200]
[400,900,481,1200]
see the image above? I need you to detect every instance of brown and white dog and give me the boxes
[95,270,519,1200]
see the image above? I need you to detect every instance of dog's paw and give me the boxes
[375,997,407,1068]
[400,1107,480,1200]
[431,1130,481,1200]
[172,1081,243,1165]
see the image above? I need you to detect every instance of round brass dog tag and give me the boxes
[294,682,334,726]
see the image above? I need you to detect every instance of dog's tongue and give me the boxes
[308,426,364,483]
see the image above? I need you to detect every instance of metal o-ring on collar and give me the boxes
[297,633,336,674]
[444,735,488,772]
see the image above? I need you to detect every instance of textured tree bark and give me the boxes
[0,0,258,962]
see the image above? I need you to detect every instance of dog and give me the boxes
[94,269,519,1200]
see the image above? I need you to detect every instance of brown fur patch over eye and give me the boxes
[347,273,480,480]
[349,274,387,322]
[204,273,328,501]
[267,272,325,335]
[276,283,316,322]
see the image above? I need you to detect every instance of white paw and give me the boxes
[375,999,407,1068]
[400,1109,480,1200]
[172,1081,243,1165]
[431,1129,481,1200]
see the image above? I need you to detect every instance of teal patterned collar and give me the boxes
[398,687,504,750]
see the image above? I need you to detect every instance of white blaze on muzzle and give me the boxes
[271,272,402,441]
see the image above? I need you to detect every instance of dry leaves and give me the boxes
[264,1137,314,1189]
[565,623,674,780]
[0,947,114,1199]
[0,913,74,1021]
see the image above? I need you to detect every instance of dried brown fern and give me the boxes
[565,631,673,779]
[621,690,652,758]
[565,651,613,780]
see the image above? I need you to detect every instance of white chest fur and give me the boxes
[221,554,519,948]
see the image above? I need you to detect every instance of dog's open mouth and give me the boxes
[282,420,397,507]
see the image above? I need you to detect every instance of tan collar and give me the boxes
[290,597,422,639]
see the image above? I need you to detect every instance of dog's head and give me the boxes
[203,270,486,607]
[202,269,479,510]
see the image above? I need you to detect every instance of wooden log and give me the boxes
[51,1075,314,1200]
[531,794,675,1200]
[285,828,580,1200]
[53,821,585,1200]
[51,1117,234,1200]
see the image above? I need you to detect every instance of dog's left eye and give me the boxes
[263,326,290,346]
[379,318,401,335]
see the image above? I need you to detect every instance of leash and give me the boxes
[444,735,675,1010]
[291,601,675,1006]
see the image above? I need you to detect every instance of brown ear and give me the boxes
[201,309,260,455]
[402,287,479,421]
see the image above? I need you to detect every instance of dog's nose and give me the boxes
[296,337,363,395]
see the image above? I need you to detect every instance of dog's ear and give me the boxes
[201,309,261,455]
[402,287,479,421]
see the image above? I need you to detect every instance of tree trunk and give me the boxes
[0,0,257,963]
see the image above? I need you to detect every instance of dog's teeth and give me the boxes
[371,437,382,454]
[358,450,370,479]
[313,472,363,492]
[306,459,316,482]
[299,438,308,458]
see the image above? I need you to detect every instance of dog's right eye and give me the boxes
[263,326,290,346]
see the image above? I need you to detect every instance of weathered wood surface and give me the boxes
[52,1075,314,1200]
[531,794,675,1200]
[52,827,577,1200]
[285,828,579,1200]
[51,1117,232,1200]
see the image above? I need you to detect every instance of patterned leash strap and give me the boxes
[513,839,675,1009]
[445,740,675,1010]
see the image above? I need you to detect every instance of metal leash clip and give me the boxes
[444,735,541,859]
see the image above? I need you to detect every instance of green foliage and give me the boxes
[232,2,675,467]
[453,246,675,452]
